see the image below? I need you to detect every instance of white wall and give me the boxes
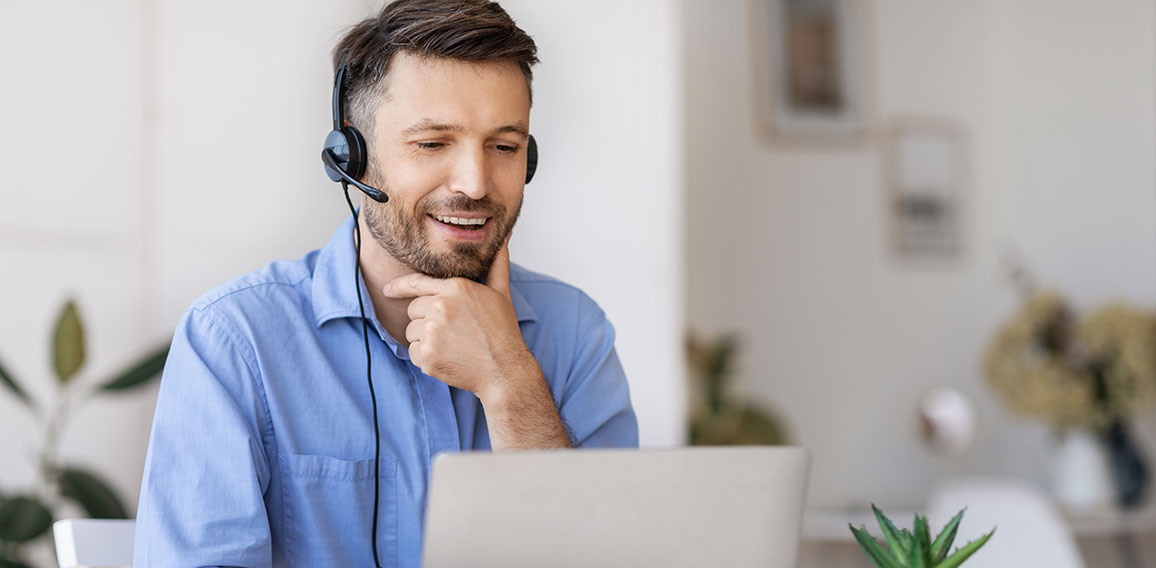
[0,0,153,508]
[0,0,686,535]
[684,0,1156,510]
[500,0,687,447]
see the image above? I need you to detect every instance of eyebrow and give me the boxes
[402,118,529,139]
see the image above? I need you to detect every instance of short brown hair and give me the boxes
[332,0,539,138]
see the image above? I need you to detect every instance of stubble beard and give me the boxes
[362,182,522,283]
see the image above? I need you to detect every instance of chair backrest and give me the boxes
[927,476,1085,568]
[53,518,135,568]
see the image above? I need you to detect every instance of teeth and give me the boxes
[434,215,487,226]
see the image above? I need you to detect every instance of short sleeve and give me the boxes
[134,307,274,567]
[557,295,639,448]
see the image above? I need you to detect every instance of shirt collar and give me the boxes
[312,213,537,330]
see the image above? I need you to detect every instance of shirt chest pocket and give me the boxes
[279,453,398,568]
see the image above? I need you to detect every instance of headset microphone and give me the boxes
[322,147,389,202]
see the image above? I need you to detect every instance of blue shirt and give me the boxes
[134,214,638,567]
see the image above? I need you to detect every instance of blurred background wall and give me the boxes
[685,0,1156,511]
[0,0,685,516]
[3,0,1156,543]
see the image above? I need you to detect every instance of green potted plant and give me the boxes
[686,331,787,445]
[0,299,168,567]
[850,505,994,568]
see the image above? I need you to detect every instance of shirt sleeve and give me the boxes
[134,306,274,567]
[557,293,640,448]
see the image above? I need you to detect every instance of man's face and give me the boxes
[362,52,531,282]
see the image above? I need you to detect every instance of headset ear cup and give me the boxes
[322,127,367,183]
[322,132,345,182]
[525,134,538,184]
[343,126,368,180]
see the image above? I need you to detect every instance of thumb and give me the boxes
[486,233,512,293]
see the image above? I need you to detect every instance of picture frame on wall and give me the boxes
[752,0,871,143]
[885,118,967,260]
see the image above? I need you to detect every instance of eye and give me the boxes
[493,144,519,155]
[415,142,445,151]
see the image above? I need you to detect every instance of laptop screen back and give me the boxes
[423,446,811,568]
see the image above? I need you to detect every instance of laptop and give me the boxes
[422,446,811,568]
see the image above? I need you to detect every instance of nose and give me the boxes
[447,145,490,200]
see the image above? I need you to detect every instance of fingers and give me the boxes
[407,295,449,320]
[485,233,511,293]
[407,340,424,370]
[383,272,454,299]
[405,318,426,344]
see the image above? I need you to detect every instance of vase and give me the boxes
[1053,429,1115,514]
[1103,419,1150,509]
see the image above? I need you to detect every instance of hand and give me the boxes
[381,238,533,401]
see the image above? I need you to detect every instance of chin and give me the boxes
[415,251,489,282]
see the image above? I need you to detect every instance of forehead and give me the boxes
[375,52,530,131]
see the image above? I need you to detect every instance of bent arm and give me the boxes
[478,349,572,450]
[134,307,274,567]
[556,308,639,448]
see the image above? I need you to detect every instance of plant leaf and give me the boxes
[57,468,128,519]
[910,514,931,567]
[0,355,35,411]
[850,525,906,568]
[930,508,966,562]
[871,504,911,561]
[0,496,53,543]
[97,346,169,393]
[937,529,996,568]
[52,300,85,385]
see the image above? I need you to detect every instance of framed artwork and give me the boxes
[753,0,871,142]
[885,118,967,259]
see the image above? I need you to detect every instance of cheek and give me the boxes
[494,185,525,214]
[384,172,445,216]
[373,143,447,190]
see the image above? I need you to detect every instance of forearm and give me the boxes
[479,351,571,450]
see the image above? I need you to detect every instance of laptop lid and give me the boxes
[423,446,811,568]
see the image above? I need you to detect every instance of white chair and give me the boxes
[52,519,135,568]
[927,475,1085,568]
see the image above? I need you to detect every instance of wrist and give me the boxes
[478,348,540,409]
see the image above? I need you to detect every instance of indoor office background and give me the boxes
[2,0,1156,567]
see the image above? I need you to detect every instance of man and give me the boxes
[134,1,638,566]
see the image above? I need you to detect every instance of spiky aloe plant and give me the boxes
[849,505,995,568]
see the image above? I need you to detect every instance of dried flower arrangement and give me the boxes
[984,291,1156,432]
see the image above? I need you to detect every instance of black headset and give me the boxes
[319,63,537,568]
[321,64,539,202]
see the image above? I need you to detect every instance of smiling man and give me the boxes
[133,1,638,566]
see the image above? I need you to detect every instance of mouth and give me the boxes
[427,213,490,242]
